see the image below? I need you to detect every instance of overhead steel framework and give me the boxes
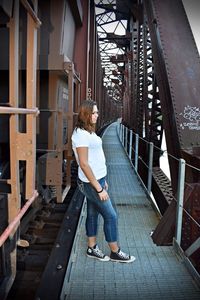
[95,0,200,274]
[95,0,131,102]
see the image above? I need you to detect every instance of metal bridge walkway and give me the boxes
[60,122,200,300]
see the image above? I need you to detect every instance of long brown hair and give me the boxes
[76,100,97,133]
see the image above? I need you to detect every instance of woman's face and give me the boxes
[91,105,99,124]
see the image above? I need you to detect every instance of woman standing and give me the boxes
[71,100,135,263]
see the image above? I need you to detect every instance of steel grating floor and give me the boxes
[60,122,200,300]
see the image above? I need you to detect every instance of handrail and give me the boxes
[0,190,38,247]
[117,122,200,248]
[0,106,40,115]
[20,0,41,27]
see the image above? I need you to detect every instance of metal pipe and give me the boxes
[129,130,133,160]
[147,142,154,193]
[135,134,139,172]
[122,125,125,147]
[0,190,38,247]
[86,0,90,98]
[0,179,9,183]
[0,106,39,115]
[175,158,186,245]
[185,237,200,257]
[125,127,128,152]
[0,103,10,106]
[39,109,57,112]
[20,0,41,27]
[36,149,59,153]
[1,244,6,275]
[120,123,122,142]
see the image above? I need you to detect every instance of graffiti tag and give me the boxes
[179,105,200,130]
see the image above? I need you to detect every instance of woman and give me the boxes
[71,99,135,263]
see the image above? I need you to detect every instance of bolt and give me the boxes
[57,264,62,270]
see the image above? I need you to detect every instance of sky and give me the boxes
[182,0,200,54]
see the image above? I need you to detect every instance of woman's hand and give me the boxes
[98,189,109,201]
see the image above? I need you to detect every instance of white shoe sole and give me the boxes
[110,255,136,263]
[87,254,110,262]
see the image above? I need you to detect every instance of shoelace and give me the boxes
[93,246,104,257]
[118,250,129,259]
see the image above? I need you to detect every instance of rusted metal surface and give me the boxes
[138,1,200,274]
[0,106,39,114]
[0,1,39,297]
[35,188,84,300]
[0,0,121,297]
[73,0,90,100]
[6,187,83,300]
[20,0,41,27]
[95,0,129,103]
[118,0,200,275]
[152,167,174,215]
[39,0,77,70]
[142,0,200,246]
[68,0,83,26]
[182,184,200,271]
[151,183,194,246]
[64,62,81,198]
[8,0,20,228]
[144,0,200,179]
[36,63,81,203]
[24,6,38,199]
[0,190,38,247]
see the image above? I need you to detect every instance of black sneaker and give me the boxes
[87,245,110,262]
[110,248,136,263]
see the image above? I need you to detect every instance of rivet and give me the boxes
[57,264,62,270]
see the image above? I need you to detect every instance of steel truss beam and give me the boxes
[143,0,200,271]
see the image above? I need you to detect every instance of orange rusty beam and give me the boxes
[8,0,20,224]
[25,5,38,199]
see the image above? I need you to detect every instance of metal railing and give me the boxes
[0,190,38,247]
[118,121,200,280]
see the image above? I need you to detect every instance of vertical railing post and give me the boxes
[135,134,139,172]
[147,142,154,193]
[129,129,133,160]
[125,127,128,152]
[175,158,186,245]
[119,123,121,141]
[121,124,123,143]
[118,120,120,137]
[122,125,125,147]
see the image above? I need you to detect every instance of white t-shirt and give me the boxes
[71,128,107,182]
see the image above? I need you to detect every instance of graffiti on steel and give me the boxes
[179,105,200,130]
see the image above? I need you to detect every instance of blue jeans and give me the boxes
[77,177,118,243]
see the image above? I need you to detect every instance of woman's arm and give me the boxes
[76,147,109,201]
